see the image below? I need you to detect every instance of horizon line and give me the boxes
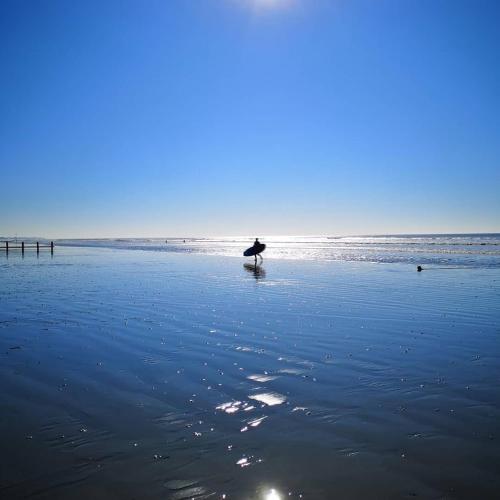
[2,231,500,241]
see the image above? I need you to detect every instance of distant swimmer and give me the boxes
[417,265,423,272]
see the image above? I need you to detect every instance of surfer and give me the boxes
[243,238,266,263]
[253,238,263,263]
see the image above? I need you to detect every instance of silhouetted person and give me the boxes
[417,265,423,272]
[253,238,264,263]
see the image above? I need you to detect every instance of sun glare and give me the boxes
[265,489,282,500]
[248,0,293,10]
[254,0,285,6]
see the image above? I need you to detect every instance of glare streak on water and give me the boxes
[248,393,287,407]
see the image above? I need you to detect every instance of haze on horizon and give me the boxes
[1,0,499,239]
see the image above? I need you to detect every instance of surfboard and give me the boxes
[243,243,266,257]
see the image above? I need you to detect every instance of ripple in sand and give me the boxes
[163,479,208,499]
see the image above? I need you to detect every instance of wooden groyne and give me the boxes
[1,241,54,255]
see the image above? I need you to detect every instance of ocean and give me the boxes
[54,233,500,267]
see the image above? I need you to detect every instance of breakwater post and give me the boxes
[1,241,54,253]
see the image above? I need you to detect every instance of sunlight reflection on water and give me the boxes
[249,392,287,406]
[265,488,282,500]
[56,233,500,267]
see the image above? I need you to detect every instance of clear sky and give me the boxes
[1,0,499,238]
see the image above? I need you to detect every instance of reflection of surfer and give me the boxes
[244,262,266,280]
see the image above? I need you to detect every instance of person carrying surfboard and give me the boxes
[243,238,266,263]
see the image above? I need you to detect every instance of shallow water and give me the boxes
[1,248,499,499]
[54,233,500,268]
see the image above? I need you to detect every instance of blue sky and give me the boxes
[1,0,499,238]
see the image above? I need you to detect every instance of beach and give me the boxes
[1,245,499,499]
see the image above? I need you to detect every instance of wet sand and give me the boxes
[1,248,499,499]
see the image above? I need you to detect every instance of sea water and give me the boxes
[54,233,500,268]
